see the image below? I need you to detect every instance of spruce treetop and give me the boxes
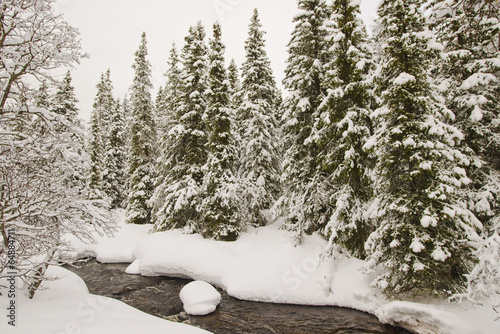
[132,33,153,98]
[164,43,182,97]
[282,0,332,146]
[51,70,79,119]
[179,22,208,122]
[242,9,278,103]
[207,23,230,137]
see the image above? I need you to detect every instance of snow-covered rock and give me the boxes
[180,281,221,316]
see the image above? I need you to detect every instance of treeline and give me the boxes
[87,0,500,298]
[88,10,282,240]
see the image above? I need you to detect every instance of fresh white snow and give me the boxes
[60,212,500,334]
[0,266,209,334]
[180,281,221,316]
[393,72,416,85]
[63,209,153,263]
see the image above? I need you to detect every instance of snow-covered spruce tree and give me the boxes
[199,22,240,240]
[226,58,242,168]
[365,0,478,296]
[122,96,132,146]
[316,0,375,258]
[151,44,183,225]
[126,33,157,225]
[87,106,103,195]
[155,86,166,126]
[429,0,500,303]
[35,80,51,109]
[227,58,242,109]
[51,71,79,119]
[431,0,500,221]
[87,70,114,198]
[49,70,88,189]
[281,0,333,241]
[156,43,183,135]
[0,0,111,298]
[238,9,282,226]
[102,99,128,209]
[156,43,183,155]
[152,23,208,232]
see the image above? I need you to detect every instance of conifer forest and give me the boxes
[1,0,500,321]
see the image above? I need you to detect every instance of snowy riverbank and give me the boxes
[0,265,209,334]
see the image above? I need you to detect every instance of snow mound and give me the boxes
[180,281,221,315]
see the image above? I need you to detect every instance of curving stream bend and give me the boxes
[65,259,412,334]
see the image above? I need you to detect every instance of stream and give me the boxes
[64,259,412,334]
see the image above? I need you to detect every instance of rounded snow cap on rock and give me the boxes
[180,281,221,316]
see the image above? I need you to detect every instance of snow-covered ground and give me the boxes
[123,220,499,334]
[9,210,499,334]
[0,265,209,334]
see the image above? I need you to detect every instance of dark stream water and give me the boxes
[65,259,412,334]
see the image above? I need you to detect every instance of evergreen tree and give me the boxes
[365,0,477,295]
[151,44,183,224]
[152,23,208,232]
[35,80,51,109]
[430,0,500,302]
[102,99,127,208]
[430,0,500,229]
[281,0,333,242]
[155,85,166,124]
[227,58,242,109]
[51,70,79,119]
[317,0,374,258]
[87,103,103,195]
[122,96,132,147]
[200,22,240,240]
[50,70,87,189]
[226,58,243,173]
[156,43,183,135]
[126,32,157,224]
[87,70,114,198]
[237,9,282,226]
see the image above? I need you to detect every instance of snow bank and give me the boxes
[0,266,209,334]
[132,231,234,284]
[180,281,221,315]
[63,209,154,263]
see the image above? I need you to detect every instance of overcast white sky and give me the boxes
[55,0,380,122]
